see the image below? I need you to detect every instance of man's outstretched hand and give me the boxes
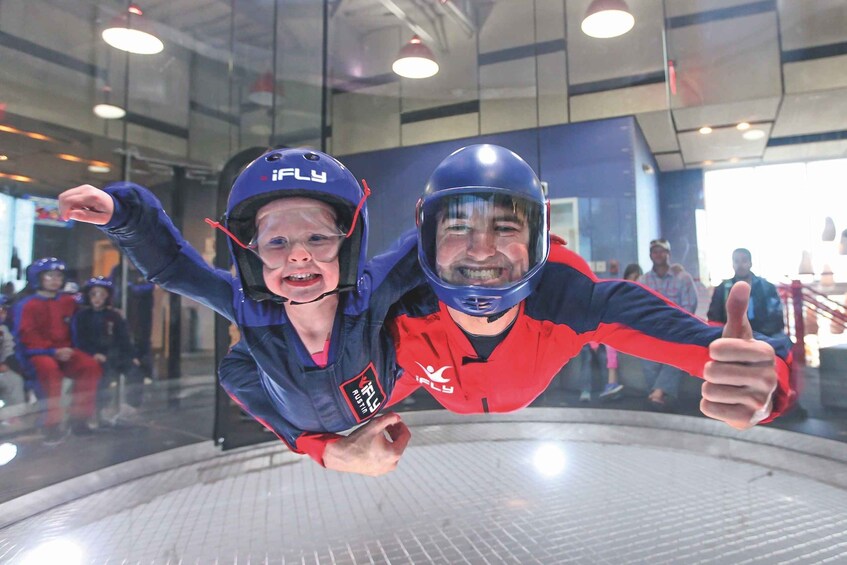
[58,185,114,225]
[702,282,777,429]
[323,412,412,476]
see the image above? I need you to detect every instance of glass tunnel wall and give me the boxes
[0,0,845,505]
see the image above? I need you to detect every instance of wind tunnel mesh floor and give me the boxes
[2,421,847,564]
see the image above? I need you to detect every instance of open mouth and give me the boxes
[457,266,504,282]
[284,272,322,287]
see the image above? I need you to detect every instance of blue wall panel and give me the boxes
[658,169,704,278]
[339,118,653,273]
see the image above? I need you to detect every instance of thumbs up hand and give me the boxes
[702,282,777,429]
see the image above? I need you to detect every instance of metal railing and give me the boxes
[778,280,847,367]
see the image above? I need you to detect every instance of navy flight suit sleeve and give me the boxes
[219,341,341,465]
[97,182,237,322]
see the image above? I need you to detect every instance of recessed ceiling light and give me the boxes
[0,155,7,161]
[57,153,86,163]
[703,160,713,166]
[93,103,126,119]
[699,126,712,135]
[736,122,751,131]
[743,129,766,141]
[88,164,111,173]
[0,171,33,183]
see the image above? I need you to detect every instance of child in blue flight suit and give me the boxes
[72,277,142,425]
[59,148,422,465]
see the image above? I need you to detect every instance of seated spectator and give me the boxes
[73,277,142,426]
[13,258,102,444]
[0,296,25,425]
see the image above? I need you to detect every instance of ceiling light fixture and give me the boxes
[0,172,33,183]
[699,126,713,135]
[736,122,751,131]
[581,0,635,39]
[248,72,284,107]
[102,4,163,55]
[93,103,126,120]
[57,154,113,173]
[392,35,439,79]
[0,124,54,142]
[743,129,766,140]
[0,155,7,161]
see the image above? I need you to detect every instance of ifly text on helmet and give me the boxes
[270,168,327,183]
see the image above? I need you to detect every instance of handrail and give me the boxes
[777,280,847,368]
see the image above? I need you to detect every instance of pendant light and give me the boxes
[102,4,163,55]
[392,35,439,79]
[581,0,635,39]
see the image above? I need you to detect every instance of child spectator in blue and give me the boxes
[72,277,142,425]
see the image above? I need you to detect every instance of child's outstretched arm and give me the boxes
[59,183,236,322]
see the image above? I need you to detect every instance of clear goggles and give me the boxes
[208,207,346,270]
[206,181,371,271]
[419,193,545,288]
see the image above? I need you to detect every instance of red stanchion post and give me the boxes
[791,279,806,367]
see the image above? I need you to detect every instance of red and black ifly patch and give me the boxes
[339,363,385,422]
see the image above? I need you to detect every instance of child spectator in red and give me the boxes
[12,258,102,443]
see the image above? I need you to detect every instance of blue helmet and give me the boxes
[416,144,549,315]
[28,257,67,288]
[83,276,114,304]
[223,148,368,302]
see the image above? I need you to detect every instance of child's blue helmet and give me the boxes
[28,257,67,289]
[83,276,114,305]
[416,144,550,316]
[222,148,368,303]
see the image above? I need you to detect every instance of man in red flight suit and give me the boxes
[14,258,102,443]
[320,144,793,475]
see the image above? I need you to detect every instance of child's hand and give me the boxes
[55,347,74,362]
[58,185,115,225]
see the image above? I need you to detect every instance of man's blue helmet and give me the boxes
[223,148,368,302]
[416,144,549,316]
[28,257,67,288]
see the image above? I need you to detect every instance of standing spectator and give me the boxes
[586,263,645,402]
[12,258,102,443]
[577,342,622,402]
[0,296,25,425]
[639,239,697,410]
[111,264,155,383]
[73,277,141,426]
[622,263,643,282]
[707,248,785,337]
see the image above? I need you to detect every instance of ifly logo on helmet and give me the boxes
[270,168,327,183]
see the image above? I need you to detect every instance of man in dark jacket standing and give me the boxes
[708,248,785,337]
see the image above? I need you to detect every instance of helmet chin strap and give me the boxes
[485,309,509,323]
[271,284,356,306]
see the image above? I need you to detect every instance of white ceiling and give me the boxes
[2,0,847,195]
